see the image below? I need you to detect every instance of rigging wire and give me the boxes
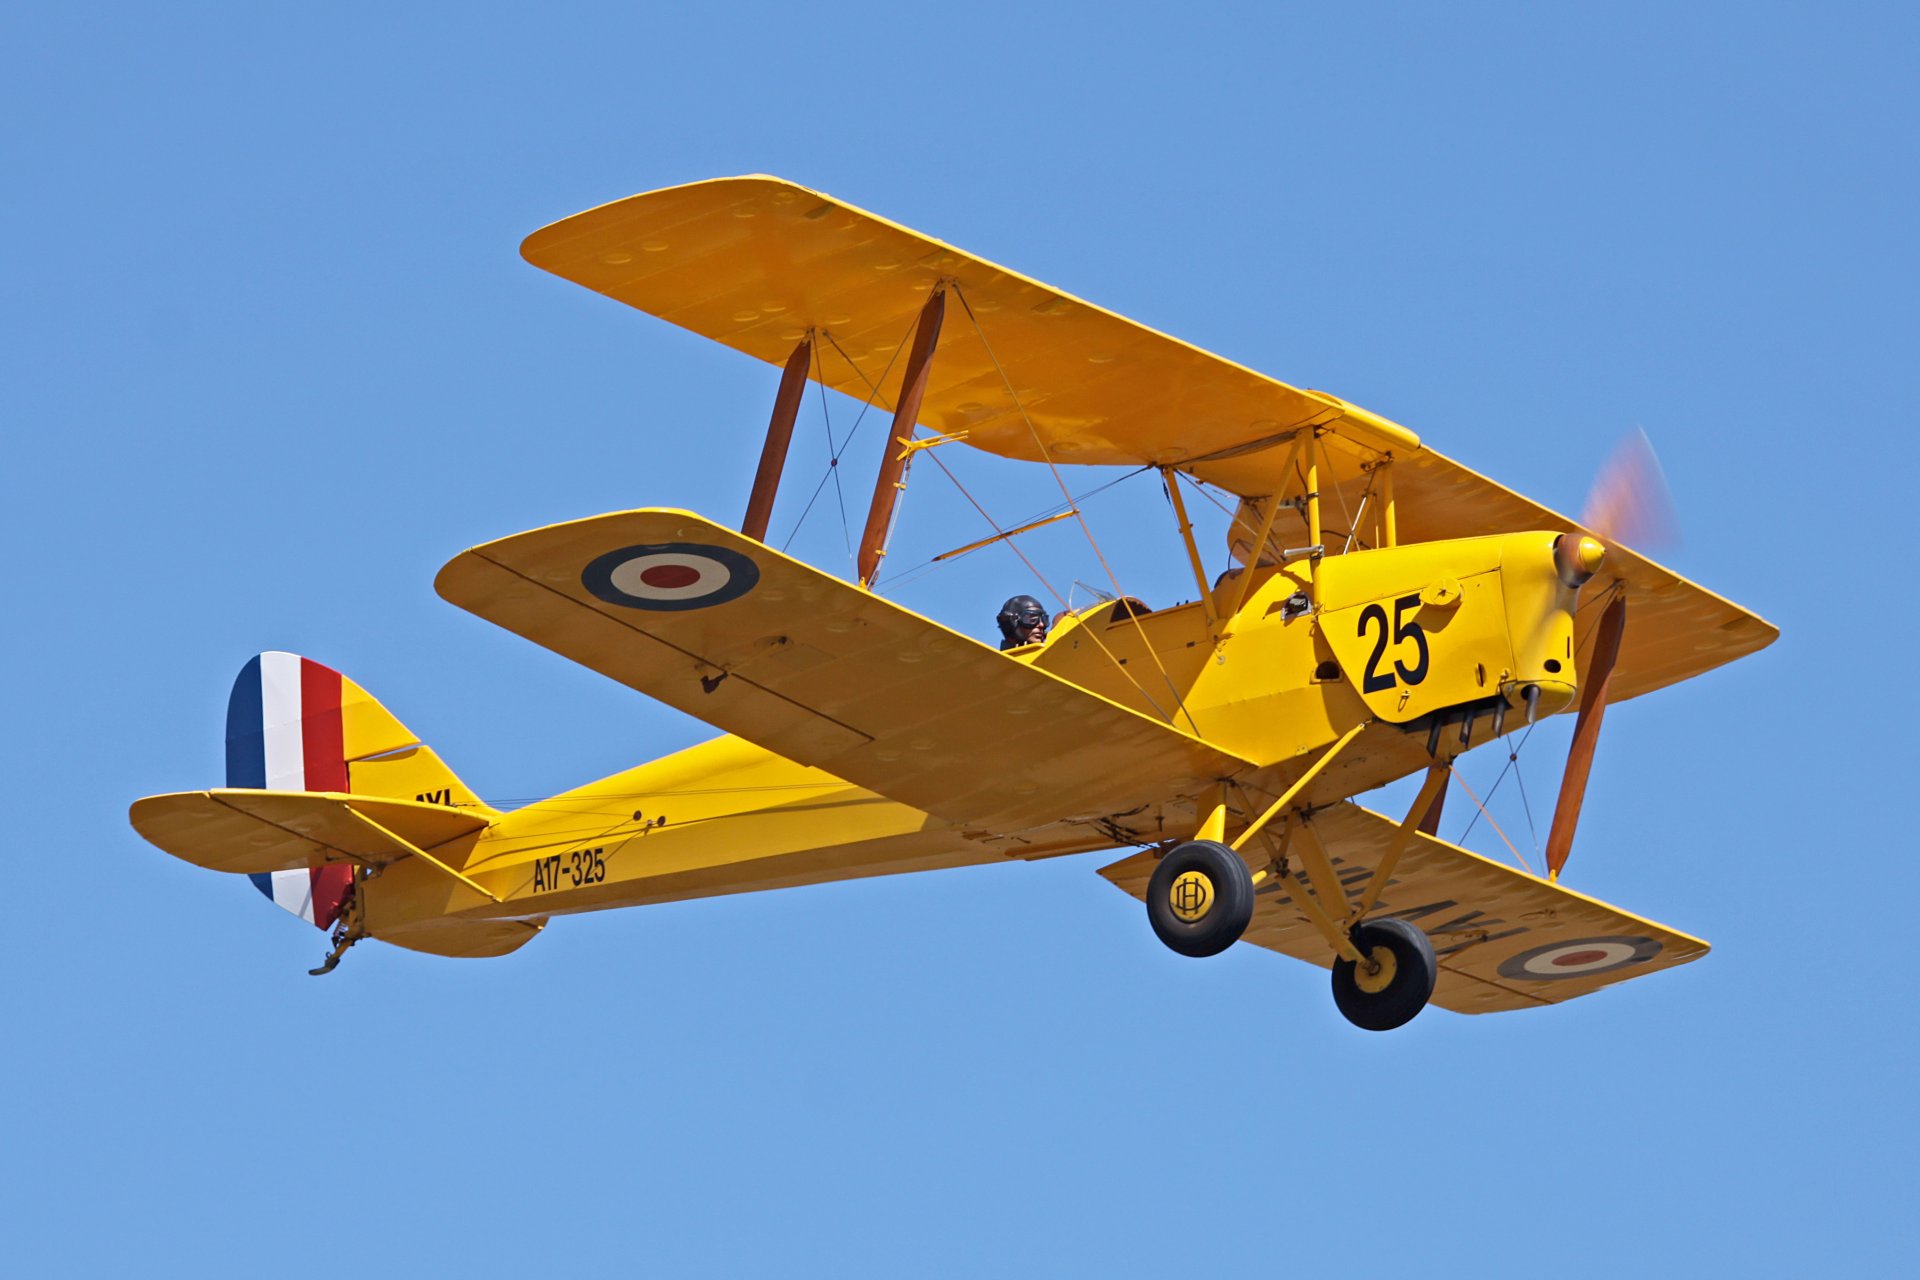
[949,281,1202,737]
[910,446,1069,607]
[811,337,852,557]
[780,322,912,555]
[822,329,890,405]
[772,331,852,558]
[758,300,1174,720]
[1320,446,1370,553]
[1468,577,1630,859]
[1184,470,1376,559]
[877,464,1150,591]
[896,451,1176,723]
[1458,723,1535,844]
[1342,464,1381,555]
[1511,747,1543,854]
[1447,767,1536,876]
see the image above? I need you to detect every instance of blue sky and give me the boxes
[5,3,1913,1274]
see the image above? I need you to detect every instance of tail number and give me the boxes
[1358,594,1430,693]
[532,847,607,892]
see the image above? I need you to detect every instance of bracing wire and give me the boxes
[781,323,912,555]
[892,451,1176,723]
[878,464,1150,591]
[913,446,1069,608]
[948,281,1203,737]
[813,338,852,557]
[1458,723,1535,843]
[1447,767,1536,876]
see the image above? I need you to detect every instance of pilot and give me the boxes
[996,595,1050,650]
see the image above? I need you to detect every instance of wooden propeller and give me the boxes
[1544,592,1627,881]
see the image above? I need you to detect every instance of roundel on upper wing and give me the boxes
[1496,935,1662,981]
[582,542,761,611]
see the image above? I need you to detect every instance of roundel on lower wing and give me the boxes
[581,542,761,611]
[1497,935,1663,981]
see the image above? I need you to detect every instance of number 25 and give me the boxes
[1358,594,1430,693]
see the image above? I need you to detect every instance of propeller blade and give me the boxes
[1544,593,1627,881]
[1581,427,1679,553]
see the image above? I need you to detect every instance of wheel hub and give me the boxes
[1168,870,1214,922]
[1354,944,1398,993]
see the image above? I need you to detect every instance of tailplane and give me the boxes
[222,651,493,929]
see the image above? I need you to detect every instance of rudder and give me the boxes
[225,652,490,929]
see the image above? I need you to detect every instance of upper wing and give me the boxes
[434,509,1252,833]
[130,790,489,875]
[521,175,1775,702]
[520,176,1412,467]
[1099,800,1709,1013]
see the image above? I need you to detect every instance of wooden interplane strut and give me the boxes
[742,336,813,543]
[857,288,946,586]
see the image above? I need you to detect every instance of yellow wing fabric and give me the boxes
[434,509,1252,834]
[130,791,489,875]
[1099,801,1708,1013]
[522,176,1775,702]
[519,177,1395,467]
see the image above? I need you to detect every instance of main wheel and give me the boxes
[1146,840,1255,958]
[1331,918,1438,1031]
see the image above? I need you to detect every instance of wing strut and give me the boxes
[1545,593,1627,880]
[857,286,945,586]
[743,335,813,543]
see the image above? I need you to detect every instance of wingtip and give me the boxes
[519,175,823,264]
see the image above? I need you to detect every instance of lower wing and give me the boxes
[434,508,1252,834]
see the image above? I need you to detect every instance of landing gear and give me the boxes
[1331,918,1437,1031]
[1146,840,1255,958]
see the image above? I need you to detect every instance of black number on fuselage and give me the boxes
[1359,603,1395,692]
[1391,593,1430,685]
[1358,593,1429,692]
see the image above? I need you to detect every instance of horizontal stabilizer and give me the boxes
[435,508,1252,833]
[131,790,489,876]
[1100,801,1707,1013]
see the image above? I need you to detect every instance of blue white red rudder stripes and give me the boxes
[227,652,356,930]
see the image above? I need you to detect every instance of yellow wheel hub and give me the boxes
[1354,945,1398,994]
[1169,870,1215,923]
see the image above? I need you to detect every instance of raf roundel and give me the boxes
[582,542,761,611]
[1497,935,1663,981]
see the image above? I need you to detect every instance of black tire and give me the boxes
[1146,840,1255,958]
[1331,917,1438,1031]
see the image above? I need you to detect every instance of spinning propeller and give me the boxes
[1542,429,1679,880]
[1581,426,1680,555]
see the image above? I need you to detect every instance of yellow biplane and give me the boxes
[131,177,1775,1029]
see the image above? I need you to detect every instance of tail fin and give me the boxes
[225,652,492,928]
